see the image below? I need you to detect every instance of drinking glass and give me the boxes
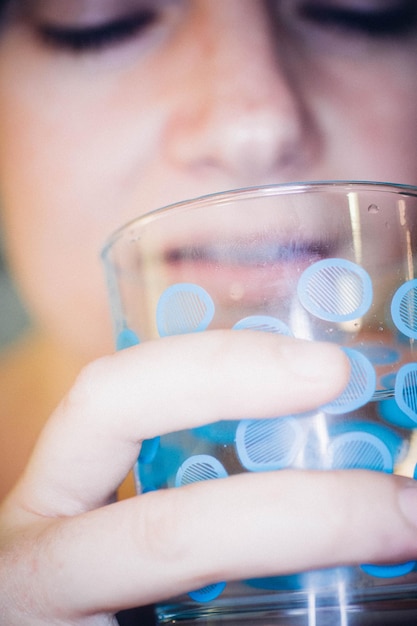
[102,181,417,625]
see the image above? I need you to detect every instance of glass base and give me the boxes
[156,582,417,626]
[157,606,417,626]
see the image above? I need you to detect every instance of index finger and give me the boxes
[9,331,349,518]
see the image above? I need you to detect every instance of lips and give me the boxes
[164,238,334,267]
[162,237,337,316]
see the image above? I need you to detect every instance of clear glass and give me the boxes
[102,182,417,625]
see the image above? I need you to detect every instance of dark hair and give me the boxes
[0,0,14,23]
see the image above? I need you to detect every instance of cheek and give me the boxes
[3,206,115,359]
[0,61,171,359]
[309,54,417,185]
[0,108,132,360]
[352,95,417,183]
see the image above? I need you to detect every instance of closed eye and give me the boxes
[298,1,417,37]
[38,10,157,53]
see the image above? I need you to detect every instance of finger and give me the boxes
[11,331,349,516]
[5,470,417,618]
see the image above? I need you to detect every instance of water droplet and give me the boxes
[368,204,379,214]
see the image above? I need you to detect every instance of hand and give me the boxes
[1,331,417,625]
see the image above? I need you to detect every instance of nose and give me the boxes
[163,2,317,185]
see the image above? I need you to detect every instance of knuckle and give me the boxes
[63,355,115,413]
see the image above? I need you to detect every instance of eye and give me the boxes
[296,1,417,38]
[37,10,159,53]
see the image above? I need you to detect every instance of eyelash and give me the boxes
[38,10,157,53]
[298,1,417,38]
[36,1,417,55]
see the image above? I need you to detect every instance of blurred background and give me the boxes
[0,227,30,350]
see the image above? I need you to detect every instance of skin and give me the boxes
[0,1,417,623]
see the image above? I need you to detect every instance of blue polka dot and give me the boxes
[322,348,376,414]
[233,315,292,336]
[391,279,417,339]
[116,328,140,350]
[188,582,226,603]
[361,562,416,578]
[298,258,373,322]
[394,364,417,424]
[156,283,214,337]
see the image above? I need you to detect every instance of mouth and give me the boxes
[164,237,335,267]
[160,236,339,315]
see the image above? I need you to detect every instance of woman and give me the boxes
[1,1,417,624]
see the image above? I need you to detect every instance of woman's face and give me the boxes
[0,0,416,360]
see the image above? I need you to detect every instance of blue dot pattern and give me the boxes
[116,328,140,350]
[325,431,393,473]
[156,283,215,337]
[322,348,376,415]
[173,456,228,602]
[297,258,373,322]
[391,279,417,339]
[188,582,227,603]
[235,417,303,471]
[233,315,292,336]
[394,364,417,424]
[140,261,417,598]
[175,455,228,487]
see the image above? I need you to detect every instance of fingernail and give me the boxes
[399,479,417,529]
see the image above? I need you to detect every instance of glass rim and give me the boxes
[101,179,417,259]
